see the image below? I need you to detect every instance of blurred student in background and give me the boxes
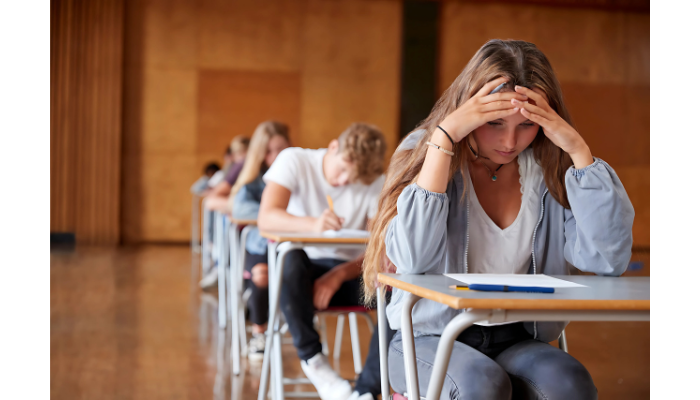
[190,162,220,196]
[258,123,392,400]
[205,135,250,213]
[230,120,291,360]
[207,146,234,188]
[200,136,250,288]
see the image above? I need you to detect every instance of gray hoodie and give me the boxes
[384,150,635,343]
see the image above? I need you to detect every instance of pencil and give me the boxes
[326,195,334,212]
[449,285,470,290]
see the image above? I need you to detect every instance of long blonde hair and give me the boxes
[229,121,289,201]
[362,39,575,303]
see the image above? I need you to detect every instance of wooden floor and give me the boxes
[51,245,649,399]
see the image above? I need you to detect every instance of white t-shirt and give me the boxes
[467,148,544,326]
[263,147,385,261]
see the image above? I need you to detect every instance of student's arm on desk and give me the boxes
[313,255,364,310]
[258,182,344,233]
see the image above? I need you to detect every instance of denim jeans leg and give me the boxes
[388,332,511,400]
[495,339,598,400]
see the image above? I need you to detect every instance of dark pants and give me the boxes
[279,249,395,399]
[244,251,269,326]
[389,323,597,400]
[280,249,363,361]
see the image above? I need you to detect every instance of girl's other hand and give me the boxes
[439,76,528,142]
[512,85,594,168]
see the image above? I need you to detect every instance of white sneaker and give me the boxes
[247,333,266,361]
[199,264,218,289]
[300,353,352,400]
[346,391,373,400]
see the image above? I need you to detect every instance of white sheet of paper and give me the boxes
[444,273,586,288]
[322,229,370,238]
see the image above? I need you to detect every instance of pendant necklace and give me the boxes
[467,137,504,182]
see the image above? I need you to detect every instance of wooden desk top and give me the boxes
[229,218,257,226]
[259,231,368,245]
[378,273,650,311]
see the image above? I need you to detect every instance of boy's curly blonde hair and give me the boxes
[337,123,387,184]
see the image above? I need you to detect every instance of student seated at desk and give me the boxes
[204,135,250,214]
[200,136,251,288]
[190,162,220,196]
[230,120,291,360]
[363,39,635,400]
[258,123,392,400]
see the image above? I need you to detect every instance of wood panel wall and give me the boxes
[122,0,402,243]
[50,0,125,244]
[439,2,649,247]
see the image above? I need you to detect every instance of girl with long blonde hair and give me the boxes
[363,39,634,399]
[230,120,290,360]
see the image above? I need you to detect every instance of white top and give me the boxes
[207,170,225,187]
[466,148,544,325]
[263,147,385,261]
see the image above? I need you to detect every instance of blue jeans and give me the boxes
[388,324,597,400]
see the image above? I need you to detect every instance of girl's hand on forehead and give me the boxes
[512,85,594,168]
[439,76,528,142]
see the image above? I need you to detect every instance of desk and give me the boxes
[377,273,650,400]
[228,218,258,375]
[257,232,368,400]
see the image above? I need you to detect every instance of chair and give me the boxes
[318,305,375,375]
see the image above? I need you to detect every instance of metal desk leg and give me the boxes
[216,213,228,329]
[271,247,294,400]
[202,201,211,275]
[401,294,421,400]
[424,310,491,400]
[230,223,241,375]
[192,194,201,253]
[225,219,234,324]
[258,241,279,400]
[239,226,253,355]
[376,287,390,400]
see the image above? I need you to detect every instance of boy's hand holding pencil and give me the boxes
[311,195,344,232]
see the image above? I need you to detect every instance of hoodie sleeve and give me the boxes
[385,183,450,274]
[563,158,635,276]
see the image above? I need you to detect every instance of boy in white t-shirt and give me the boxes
[259,123,392,400]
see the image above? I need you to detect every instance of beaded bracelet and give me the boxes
[426,141,455,156]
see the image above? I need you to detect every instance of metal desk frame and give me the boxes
[376,274,650,400]
[258,237,367,400]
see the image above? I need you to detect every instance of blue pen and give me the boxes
[451,284,555,293]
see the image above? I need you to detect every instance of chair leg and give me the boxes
[333,314,346,360]
[319,314,329,356]
[348,312,363,375]
[558,329,569,353]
